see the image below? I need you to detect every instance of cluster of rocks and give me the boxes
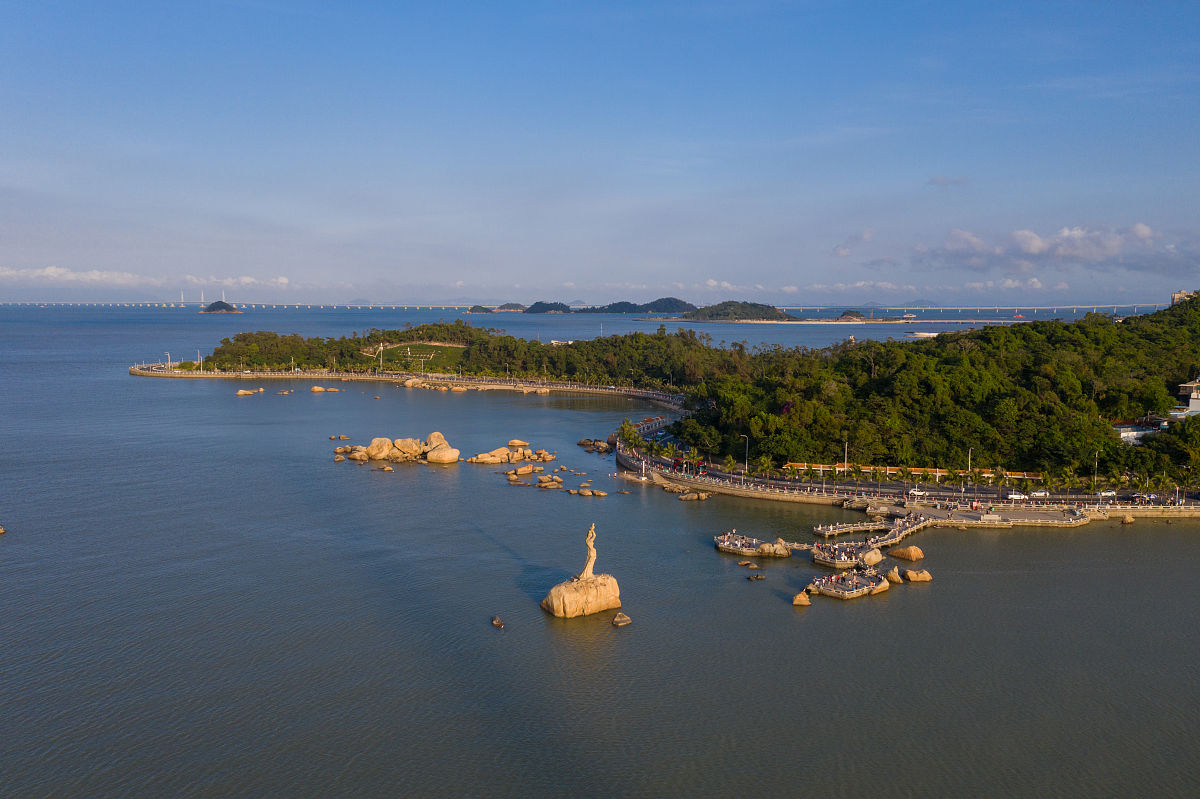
[403,377,473,393]
[790,548,933,607]
[659,484,711,501]
[503,463,609,497]
[577,438,613,454]
[237,387,296,396]
[332,431,461,465]
[467,439,555,465]
[309,386,340,393]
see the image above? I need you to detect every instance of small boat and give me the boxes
[1013,314,1025,319]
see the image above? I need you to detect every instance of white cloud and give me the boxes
[1012,229,1050,255]
[0,265,165,287]
[0,265,299,292]
[917,222,1192,277]
[944,229,998,254]
[1131,222,1155,241]
[781,285,799,294]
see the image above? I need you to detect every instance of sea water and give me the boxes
[1,306,1197,797]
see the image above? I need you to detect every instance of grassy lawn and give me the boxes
[380,342,465,373]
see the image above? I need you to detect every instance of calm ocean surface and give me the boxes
[2,306,1197,798]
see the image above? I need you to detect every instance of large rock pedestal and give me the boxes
[541,575,621,618]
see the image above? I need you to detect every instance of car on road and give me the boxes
[1030,490,1050,497]
[1096,489,1117,497]
[1006,492,1028,500]
[907,488,927,496]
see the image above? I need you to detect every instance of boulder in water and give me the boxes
[792,592,811,606]
[870,577,890,595]
[890,545,925,561]
[425,445,460,464]
[366,437,394,460]
[612,612,632,627]
[541,524,621,618]
[886,567,903,584]
[754,539,792,558]
[903,569,933,583]
[393,438,423,456]
[861,547,884,567]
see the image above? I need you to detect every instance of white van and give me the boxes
[1006,492,1028,500]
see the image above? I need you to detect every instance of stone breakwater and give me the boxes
[128,364,684,409]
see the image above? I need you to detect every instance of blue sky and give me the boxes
[2,1,1197,303]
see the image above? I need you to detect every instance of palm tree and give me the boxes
[685,446,701,474]
[850,464,864,491]
[993,467,1010,495]
[870,467,884,491]
[753,454,774,481]
[802,466,816,487]
[722,454,737,476]
[968,468,984,501]
[1062,466,1080,495]
[897,466,913,493]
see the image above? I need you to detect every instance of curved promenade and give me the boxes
[616,444,1200,526]
[129,363,684,409]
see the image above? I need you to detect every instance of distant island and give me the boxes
[678,301,796,322]
[465,305,493,314]
[524,301,572,314]
[496,302,526,312]
[199,300,242,314]
[576,297,697,314]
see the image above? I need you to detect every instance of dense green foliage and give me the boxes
[681,301,796,321]
[201,299,1200,484]
[466,305,493,314]
[497,302,526,311]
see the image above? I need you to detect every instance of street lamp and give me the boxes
[740,434,749,485]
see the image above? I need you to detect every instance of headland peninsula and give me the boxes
[131,296,1200,497]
